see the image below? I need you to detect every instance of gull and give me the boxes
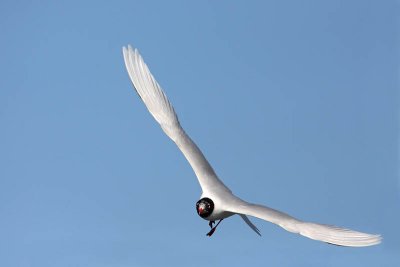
[122,45,381,247]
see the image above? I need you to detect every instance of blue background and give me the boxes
[1,1,399,266]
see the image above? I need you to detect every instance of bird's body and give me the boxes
[122,45,381,247]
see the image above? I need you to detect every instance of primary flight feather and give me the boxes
[122,45,381,247]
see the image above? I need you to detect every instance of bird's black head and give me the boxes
[196,197,214,218]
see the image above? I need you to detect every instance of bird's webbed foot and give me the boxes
[206,227,216,236]
[209,220,215,228]
[206,219,224,237]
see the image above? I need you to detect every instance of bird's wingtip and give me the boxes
[122,44,136,53]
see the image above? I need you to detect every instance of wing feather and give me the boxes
[239,214,262,236]
[227,198,381,247]
[122,45,230,193]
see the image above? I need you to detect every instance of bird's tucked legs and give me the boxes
[206,219,224,237]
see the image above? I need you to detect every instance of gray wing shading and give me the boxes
[122,45,231,194]
[227,198,381,247]
[239,214,261,236]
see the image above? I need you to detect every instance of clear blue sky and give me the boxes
[1,1,399,266]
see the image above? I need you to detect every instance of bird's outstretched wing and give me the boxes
[226,197,381,247]
[122,45,230,194]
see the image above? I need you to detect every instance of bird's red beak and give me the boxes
[198,207,204,215]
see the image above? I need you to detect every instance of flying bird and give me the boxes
[122,45,381,247]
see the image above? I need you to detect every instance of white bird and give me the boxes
[122,45,381,247]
